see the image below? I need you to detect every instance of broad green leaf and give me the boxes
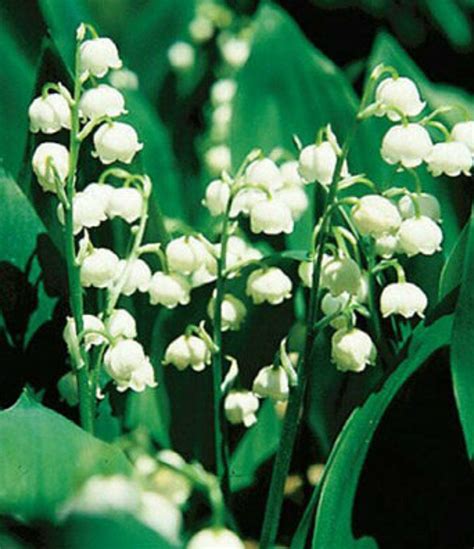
[312,315,453,547]
[424,0,472,48]
[439,216,471,300]
[0,391,131,520]
[450,204,474,460]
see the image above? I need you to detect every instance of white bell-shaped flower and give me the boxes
[246,267,292,305]
[207,293,247,332]
[138,491,182,544]
[297,255,332,288]
[32,142,70,193]
[245,158,283,191]
[224,390,260,427]
[398,216,443,257]
[167,41,195,71]
[249,198,294,235]
[190,266,217,288]
[321,292,352,329]
[82,182,115,210]
[63,314,105,352]
[149,272,191,308]
[220,37,250,67]
[331,328,376,373]
[107,187,143,223]
[189,16,214,43]
[211,79,237,106]
[79,84,126,120]
[230,188,266,218]
[116,258,152,296]
[187,528,244,549]
[351,195,401,237]
[276,185,308,221]
[79,37,122,78]
[252,365,289,401]
[204,145,232,174]
[374,233,399,259]
[298,142,349,185]
[165,236,210,275]
[80,247,120,288]
[29,93,71,134]
[93,122,143,165]
[203,179,230,216]
[375,77,425,121]
[426,142,472,177]
[380,282,427,319]
[57,188,108,235]
[104,339,157,392]
[398,193,441,221]
[321,255,362,296]
[280,160,304,186]
[109,68,139,90]
[451,121,474,154]
[163,334,211,372]
[381,123,433,168]
[105,309,137,339]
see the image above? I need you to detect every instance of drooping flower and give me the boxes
[426,142,472,177]
[331,328,377,373]
[249,198,294,235]
[398,193,441,222]
[163,334,211,372]
[252,365,289,401]
[381,123,432,168]
[451,121,474,154]
[93,122,143,164]
[207,293,247,331]
[224,390,260,427]
[203,179,231,216]
[32,142,70,192]
[148,272,191,308]
[107,187,143,223]
[298,142,349,185]
[105,309,137,339]
[380,282,428,319]
[398,216,443,257]
[79,84,126,120]
[29,93,71,134]
[245,158,283,191]
[375,77,425,121]
[167,41,195,71]
[320,255,362,296]
[79,37,122,78]
[116,258,152,296]
[165,236,212,275]
[246,267,292,305]
[80,247,120,288]
[351,195,401,237]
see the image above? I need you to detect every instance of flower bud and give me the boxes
[298,142,349,185]
[451,121,474,154]
[79,84,126,120]
[351,195,401,237]
[398,193,441,221]
[80,248,120,288]
[321,256,362,296]
[203,179,230,216]
[205,145,232,174]
[32,142,70,192]
[374,233,399,259]
[189,16,214,43]
[253,365,289,401]
[211,79,237,106]
[188,528,244,549]
[276,185,308,221]
[398,216,443,257]
[224,390,259,427]
[117,258,152,296]
[208,293,247,332]
[79,37,122,78]
[63,314,105,352]
[250,198,294,235]
[166,236,210,275]
[331,328,376,372]
[107,187,143,223]
[167,41,195,71]
[93,122,143,165]
[104,339,157,392]
[57,372,79,407]
[29,93,71,134]
[246,267,292,305]
[380,282,427,319]
[109,68,139,90]
[149,272,191,308]
[163,334,211,372]
[375,77,425,121]
[426,142,472,177]
[245,158,283,191]
[220,37,250,67]
[105,309,137,339]
[381,123,432,168]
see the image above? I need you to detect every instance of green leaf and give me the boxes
[0,391,131,520]
[439,215,471,300]
[450,204,474,460]
[311,315,453,547]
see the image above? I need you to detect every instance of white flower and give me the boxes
[163,334,211,372]
[138,492,182,544]
[230,188,266,217]
[57,372,79,407]
[224,390,259,427]
[298,142,349,185]
[63,314,105,352]
[80,247,120,288]
[351,195,401,237]
[321,256,362,296]
[188,528,244,549]
[211,79,237,106]
[57,188,108,235]
[398,193,441,221]
[116,258,152,296]
[109,68,139,90]
[276,185,308,221]
[398,216,443,256]
[321,292,352,329]
[93,122,143,164]
[252,365,289,401]
[203,179,230,216]
[189,16,214,43]
[205,145,232,174]
[190,266,217,288]
[82,182,115,209]
[426,142,472,177]
[79,84,126,120]
[149,272,191,308]
[331,328,376,372]
[280,160,304,186]
[166,236,212,275]
[250,198,294,235]
[29,93,71,134]
[79,37,122,78]
[212,104,232,132]
[246,267,292,305]
[167,41,195,71]
[105,309,137,339]
[208,293,247,331]
[32,142,70,193]
[380,282,427,319]
[104,340,157,392]
[381,123,432,168]
[374,233,399,259]
[107,187,143,223]
[298,260,313,288]
[451,121,474,154]
[220,37,250,67]
[375,77,425,121]
[151,465,191,507]
[245,158,283,191]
